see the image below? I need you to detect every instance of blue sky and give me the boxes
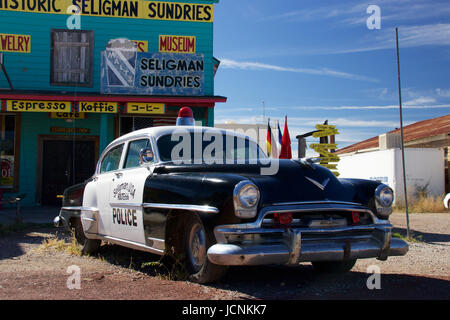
[212,0,450,155]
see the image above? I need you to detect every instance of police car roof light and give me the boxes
[176,107,195,126]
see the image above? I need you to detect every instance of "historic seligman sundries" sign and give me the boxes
[0,0,214,22]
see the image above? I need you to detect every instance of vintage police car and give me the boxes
[54,111,408,283]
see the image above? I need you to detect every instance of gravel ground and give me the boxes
[353,213,450,277]
[0,212,449,300]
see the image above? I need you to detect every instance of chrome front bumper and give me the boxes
[207,202,409,266]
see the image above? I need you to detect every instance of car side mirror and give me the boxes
[139,147,154,164]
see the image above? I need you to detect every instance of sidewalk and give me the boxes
[0,205,60,226]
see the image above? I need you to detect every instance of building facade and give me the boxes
[336,115,450,200]
[0,0,226,206]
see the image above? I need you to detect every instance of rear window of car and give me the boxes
[100,144,124,173]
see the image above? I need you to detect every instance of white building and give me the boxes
[336,115,450,203]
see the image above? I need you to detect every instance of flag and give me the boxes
[277,121,283,152]
[279,116,292,159]
[266,119,278,158]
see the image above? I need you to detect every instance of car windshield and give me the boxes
[156,130,268,163]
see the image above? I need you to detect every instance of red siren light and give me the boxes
[176,107,195,126]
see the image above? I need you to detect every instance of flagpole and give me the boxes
[396,27,411,238]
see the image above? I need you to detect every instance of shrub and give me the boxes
[393,185,446,213]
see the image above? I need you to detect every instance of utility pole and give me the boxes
[396,27,411,238]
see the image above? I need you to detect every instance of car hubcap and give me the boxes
[188,224,206,272]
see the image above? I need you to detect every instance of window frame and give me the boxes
[50,29,94,87]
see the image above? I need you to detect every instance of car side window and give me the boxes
[100,144,124,173]
[124,139,150,169]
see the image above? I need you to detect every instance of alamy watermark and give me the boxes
[168,128,280,176]
[366,264,381,290]
[366,5,381,30]
[66,265,81,290]
[66,5,81,29]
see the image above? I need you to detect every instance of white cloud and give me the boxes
[286,104,450,110]
[287,117,405,128]
[436,88,450,98]
[332,24,450,54]
[403,97,437,105]
[215,115,408,128]
[219,58,379,82]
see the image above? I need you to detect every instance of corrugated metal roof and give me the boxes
[336,114,450,155]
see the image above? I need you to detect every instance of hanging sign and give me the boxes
[50,112,85,119]
[127,103,165,114]
[6,100,71,112]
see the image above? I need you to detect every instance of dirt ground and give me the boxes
[0,213,449,300]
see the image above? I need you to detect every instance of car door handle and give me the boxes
[115,172,123,178]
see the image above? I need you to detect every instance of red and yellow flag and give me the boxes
[266,119,278,158]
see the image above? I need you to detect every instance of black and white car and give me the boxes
[55,114,408,283]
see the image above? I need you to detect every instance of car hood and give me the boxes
[154,159,359,206]
[240,160,356,205]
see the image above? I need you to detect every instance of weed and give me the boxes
[393,191,446,213]
[392,232,423,243]
[141,250,188,281]
[36,232,82,256]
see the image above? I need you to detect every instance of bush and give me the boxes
[393,186,446,213]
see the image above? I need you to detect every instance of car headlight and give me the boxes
[375,184,394,218]
[233,181,260,218]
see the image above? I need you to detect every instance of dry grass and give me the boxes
[140,251,188,281]
[393,194,447,213]
[35,233,82,256]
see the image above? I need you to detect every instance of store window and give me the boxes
[0,114,16,189]
[119,115,177,136]
[50,29,94,87]
[120,116,154,136]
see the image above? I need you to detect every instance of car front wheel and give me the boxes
[182,214,228,284]
[312,259,357,273]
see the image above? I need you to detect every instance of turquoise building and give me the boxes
[0,0,225,206]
